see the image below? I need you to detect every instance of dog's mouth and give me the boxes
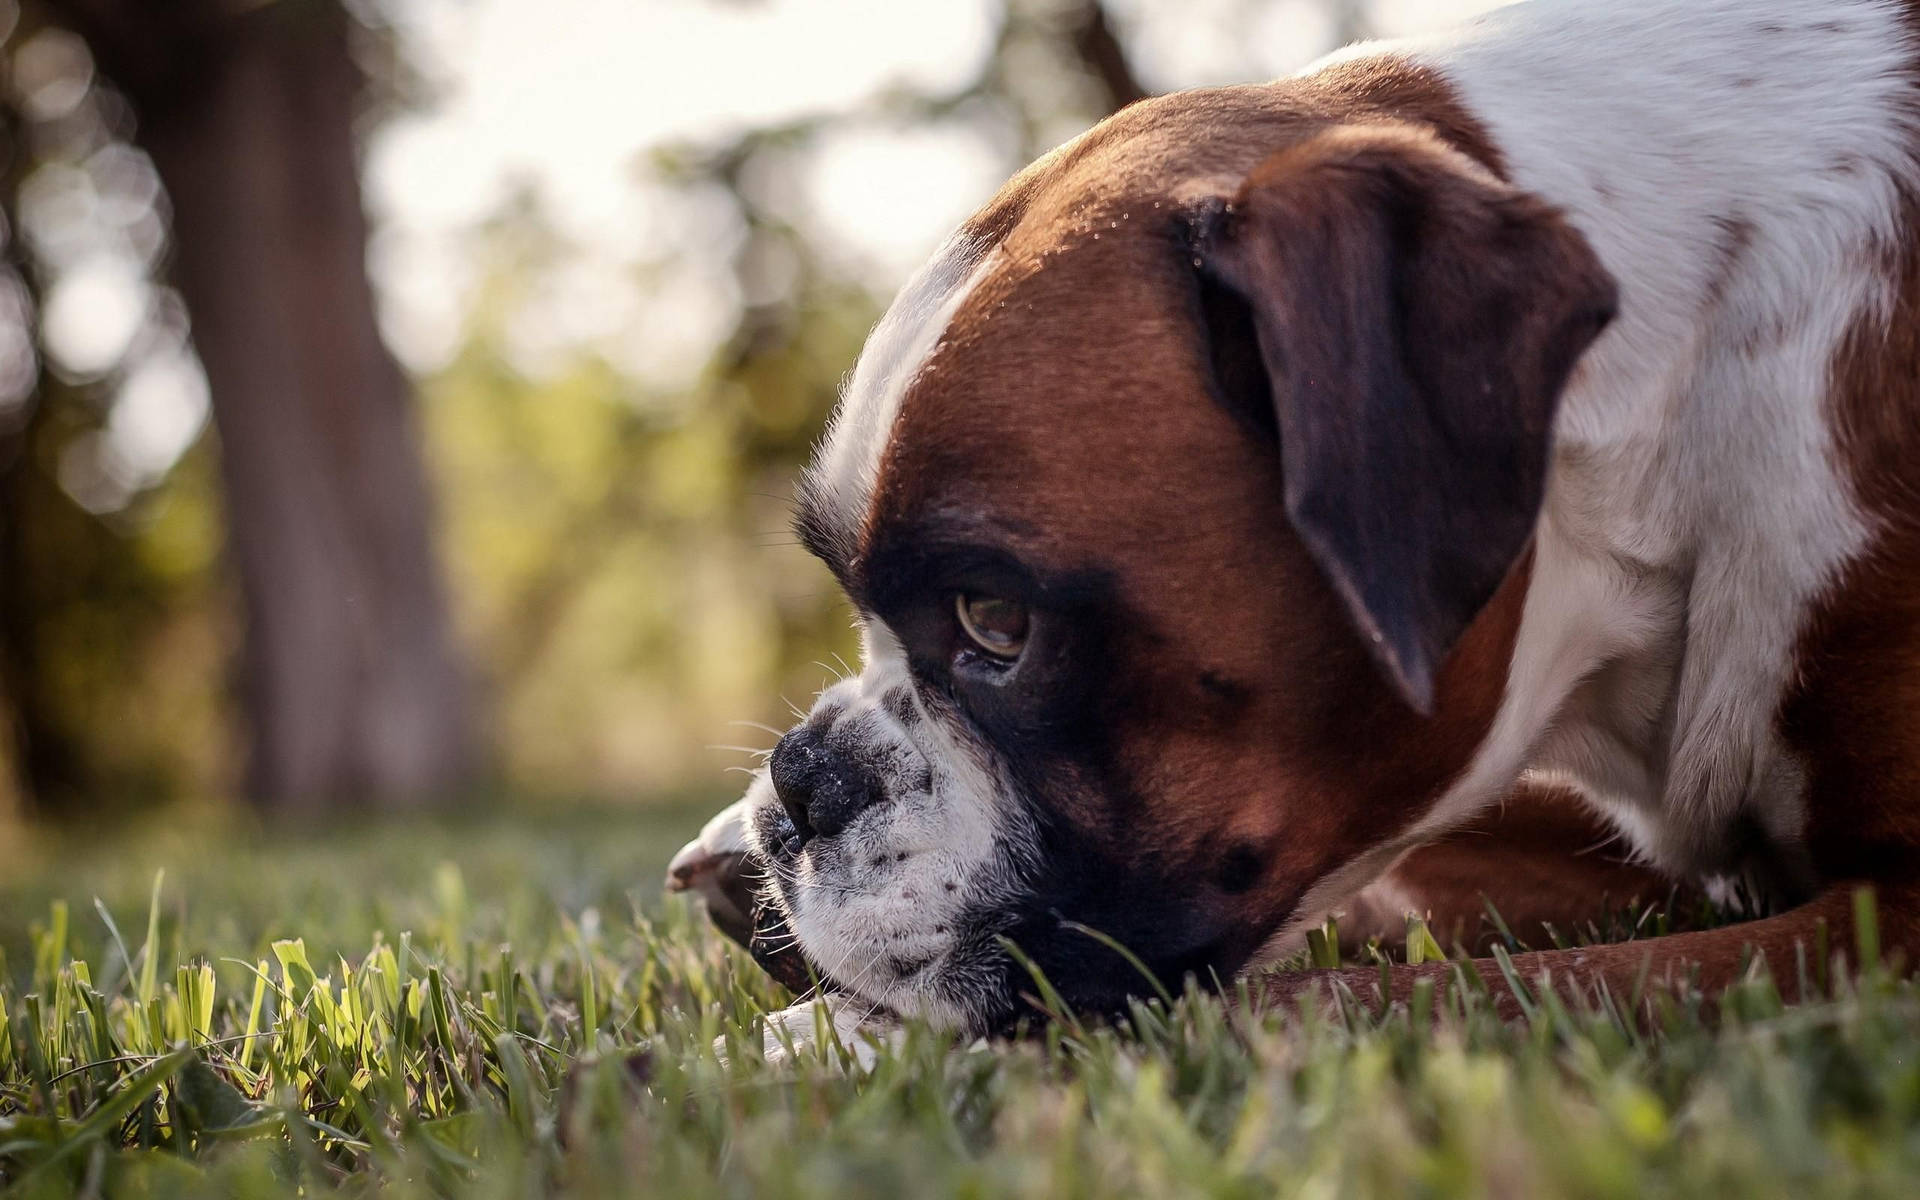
[743,886,824,994]
[741,808,852,998]
[745,804,967,1022]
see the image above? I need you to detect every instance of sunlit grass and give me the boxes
[4,806,1920,1197]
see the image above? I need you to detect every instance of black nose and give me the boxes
[769,726,879,843]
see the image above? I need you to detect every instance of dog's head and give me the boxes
[741,68,1616,1033]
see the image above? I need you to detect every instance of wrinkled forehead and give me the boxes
[814,230,1283,569]
[795,215,1296,650]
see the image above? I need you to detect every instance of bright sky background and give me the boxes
[30,0,1510,504]
[362,0,1507,377]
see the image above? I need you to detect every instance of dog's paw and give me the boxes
[716,998,904,1071]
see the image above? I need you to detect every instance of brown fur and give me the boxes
[1349,783,1681,955]
[1784,183,1920,878]
[1255,883,1920,1021]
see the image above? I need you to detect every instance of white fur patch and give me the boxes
[728,996,992,1072]
[809,237,1000,547]
[752,997,905,1071]
[757,234,1020,1030]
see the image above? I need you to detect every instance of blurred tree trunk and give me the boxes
[46,0,474,811]
[1069,0,1148,112]
[0,99,87,814]
[0,387,91,819]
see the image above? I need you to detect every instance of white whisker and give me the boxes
[729,719,788,738]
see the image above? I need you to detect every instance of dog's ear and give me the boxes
[1189,126,1616,715]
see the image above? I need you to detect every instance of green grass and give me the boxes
[4,804,1920,1198]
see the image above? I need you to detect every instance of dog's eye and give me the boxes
[955,593,1029,660]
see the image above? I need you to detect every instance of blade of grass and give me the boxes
[136,871,165,1014]
[1058,920,1174,1007]
[16,1047,191,1186]
[995,936,1086,1040]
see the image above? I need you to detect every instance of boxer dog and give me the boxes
[670,0,1920,1042]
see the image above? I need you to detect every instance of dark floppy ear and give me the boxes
[1189,126,1617,715]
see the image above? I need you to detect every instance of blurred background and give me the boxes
[0,0,1500,829]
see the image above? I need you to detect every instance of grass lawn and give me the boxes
[4,800,1920,1198]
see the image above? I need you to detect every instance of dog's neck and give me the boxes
[1343,0,1917,886]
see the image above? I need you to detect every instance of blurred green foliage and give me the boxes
[420,188,872,794]
[0,0,1362,813]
